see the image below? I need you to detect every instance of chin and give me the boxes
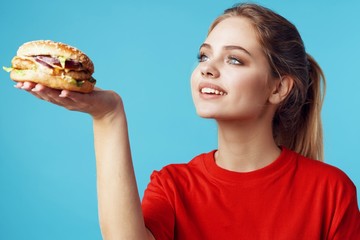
[192,95,220,119]
[194,108,217,119]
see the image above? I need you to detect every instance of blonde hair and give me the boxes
[209,3,326,161]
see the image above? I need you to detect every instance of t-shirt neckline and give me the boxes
[203,147,294,184]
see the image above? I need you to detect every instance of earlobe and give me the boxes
[268,76,294,104]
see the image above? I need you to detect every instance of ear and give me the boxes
[268,75,294,105]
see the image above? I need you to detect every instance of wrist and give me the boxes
[92,91,126,122]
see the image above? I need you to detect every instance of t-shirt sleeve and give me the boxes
[329,173,360,239]
[142,170,175,240]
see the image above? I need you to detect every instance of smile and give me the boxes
[200,87,227,96]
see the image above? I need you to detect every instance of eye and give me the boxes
[227,56,242,65]
[197,52,209,62]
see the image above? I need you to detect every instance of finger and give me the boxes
[59,89,90,103]
[32,86,77,107]
[30,84,63,102]
[13,81,35,90]
[59,89,75,98]
[32,83,60,96]
[22,82,37,91]
[14,82,23,89]
[21,83,48,101]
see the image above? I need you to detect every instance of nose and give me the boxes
[200,61,220,79]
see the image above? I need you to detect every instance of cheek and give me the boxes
[190,68,200,94]
[230,72,271,103]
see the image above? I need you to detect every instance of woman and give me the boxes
[17,3,359,240]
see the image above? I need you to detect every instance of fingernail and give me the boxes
[59,90,69,98]
[31,84,42,92]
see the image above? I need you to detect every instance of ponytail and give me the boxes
[293,54,326,161]
[271,54,325,161]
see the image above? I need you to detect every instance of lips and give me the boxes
[198,82,227,96]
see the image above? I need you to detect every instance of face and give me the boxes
[191,17,276,122]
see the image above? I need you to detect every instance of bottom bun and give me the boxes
[10,69,95,93]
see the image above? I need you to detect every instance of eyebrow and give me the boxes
[200,43,252,56]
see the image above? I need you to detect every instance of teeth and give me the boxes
[201,87,226,96]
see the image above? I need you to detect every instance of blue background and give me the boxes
[1,0,359,239]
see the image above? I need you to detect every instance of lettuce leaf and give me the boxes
[58,56,66,69]
[76,80,85,87]
[2,66,13,72]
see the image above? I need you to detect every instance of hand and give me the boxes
[15,81,124,120]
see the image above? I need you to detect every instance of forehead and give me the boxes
[205,17,261,54]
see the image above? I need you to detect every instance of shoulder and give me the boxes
[296,152,350,180]
[153,151,211,175]
[291,149,356,193]
[291,152,360,238]
[149,151,213,184]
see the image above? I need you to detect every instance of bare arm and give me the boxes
[92,96,154,239]
[18,82,155,240]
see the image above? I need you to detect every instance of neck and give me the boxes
[215,119,280,172]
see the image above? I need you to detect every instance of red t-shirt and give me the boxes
[142,147,360,239]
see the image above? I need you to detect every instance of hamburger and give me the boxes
[3,40,96,93]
